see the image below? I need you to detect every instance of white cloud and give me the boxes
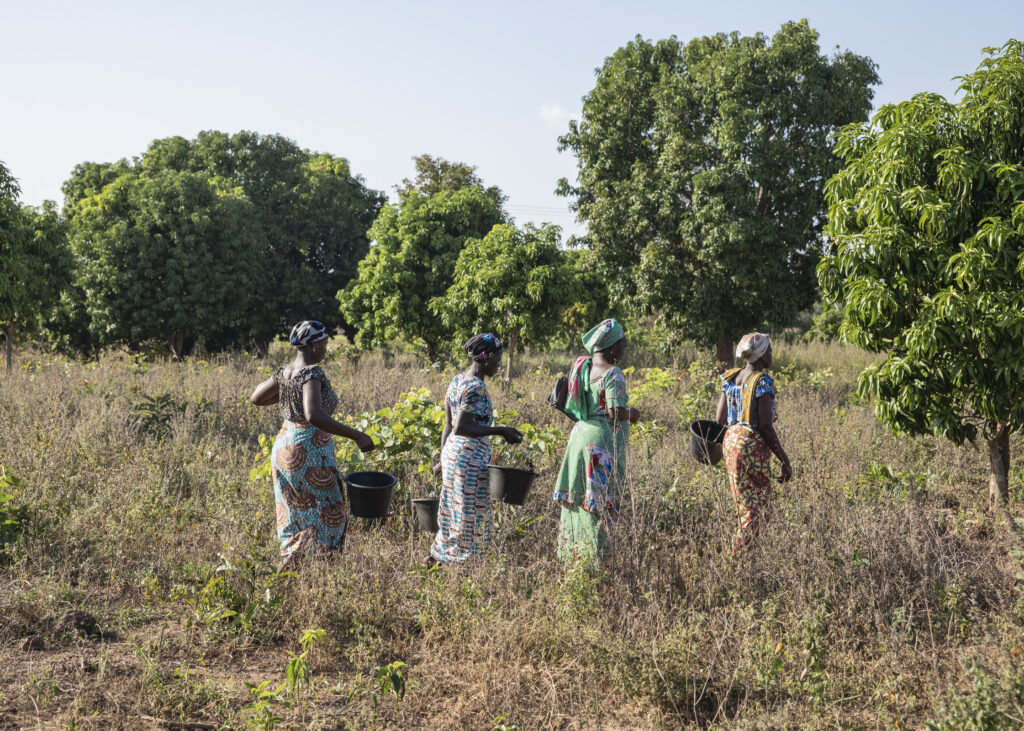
[540,102,569,127]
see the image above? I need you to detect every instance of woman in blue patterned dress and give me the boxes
[714,332,792,551]
[430,334,522,564]
[250,320,376,564]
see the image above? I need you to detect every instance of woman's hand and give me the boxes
[355,432,376,453]
[499,427,523,445]
[431,462,443,477]
[779,459,793,483]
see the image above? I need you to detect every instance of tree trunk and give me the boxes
[987,424,1010,506]
[715,336,733,372]
[566,325,577,356]
[3,323,13,373]
[504,332,518,385]
[426,340,439,364]
[169,329,185,361]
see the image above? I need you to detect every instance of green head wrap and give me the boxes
[582,318,625,354]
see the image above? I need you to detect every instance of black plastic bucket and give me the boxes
[344,471,397,518]
[689,420,727,466]
[412,497,439,533]
[487,465,537,506]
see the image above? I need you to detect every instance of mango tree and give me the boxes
[818,40,1024,507]
[557,21,878,363]
[432,222,578,381]
[339,186,502,361]
[0,162,72,371]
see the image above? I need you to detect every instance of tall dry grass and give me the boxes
[0,341,1021,729]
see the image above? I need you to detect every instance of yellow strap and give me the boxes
[739,372,766,425]
[722,367,742,382]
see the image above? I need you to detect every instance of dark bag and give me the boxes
[547,375,577,422]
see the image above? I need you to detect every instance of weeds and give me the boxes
[0,342,1019,727]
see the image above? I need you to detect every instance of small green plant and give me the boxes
[172,549,294,641]
[0,464,28,552]
[374,660,407,710]
[679,358,719,423]
[242,628,327,729]
[491,712,520,731]
[800,606,832,712]
[926,659,1024,730]
[622,366,679,406]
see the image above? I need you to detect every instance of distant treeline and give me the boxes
[3,20,881,368]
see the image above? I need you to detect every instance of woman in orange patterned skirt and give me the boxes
[714,333,792,551]
[250,320,376,564]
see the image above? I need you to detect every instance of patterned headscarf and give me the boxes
[289,320,328,348]
[736,332,770,364]
[464,333,504,362]
[582,318,625,354]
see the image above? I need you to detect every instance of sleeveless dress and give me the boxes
[721,369,777,552]
[431,374,494,563]
[270,365,347,559]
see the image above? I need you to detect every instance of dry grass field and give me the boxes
[0,340,1022,729]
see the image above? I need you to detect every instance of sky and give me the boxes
[2,0,1020,238]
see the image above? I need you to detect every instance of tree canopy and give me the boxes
[557,20,879,362]
[397,154,507,212]
[63,131,383,354]
[0,162,72,371]
[817,40,1024,505]
[432,222,579,380]
[339,186,503,361]
[70,168,263,359]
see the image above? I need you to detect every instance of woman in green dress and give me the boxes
[553,318,640,563]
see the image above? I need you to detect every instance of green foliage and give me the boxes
[374,660,407,708]
[490,411,564,469]
[339,186,503,360]
[804,304,845,343]
[926,659,1024,730]
[679,358,721,423]
[621,366,679,407]
[67,167,264,359]
[558,21,879,350]
[0,464,28,552]
[559,248,613,350]
[62,132,383,356]
[800,606,832,712]
[818,41,1024,454]
[336,387,446,481]
[0,161,73,368]
[397,153,507,212]
[133,393,211,438]
[172,550,295,641]
[432,222,580,378]
[242,628,327,730]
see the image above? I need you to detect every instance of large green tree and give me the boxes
[432,222,579,380]
[397,154,507,212]
[0,163,72,371]
[70,169,263,359]
[817,40,1024,507]
[63,131,383,352]
[557,20,879,363]
[339,186,503,361]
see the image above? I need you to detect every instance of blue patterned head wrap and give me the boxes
[289,320,328,348]
[464,333,504,362]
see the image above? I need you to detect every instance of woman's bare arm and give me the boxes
[250,378,279,406]
[715,392,728,426]
[302,379,375,452]
[452,410,522,443]
[755,394,792,481]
